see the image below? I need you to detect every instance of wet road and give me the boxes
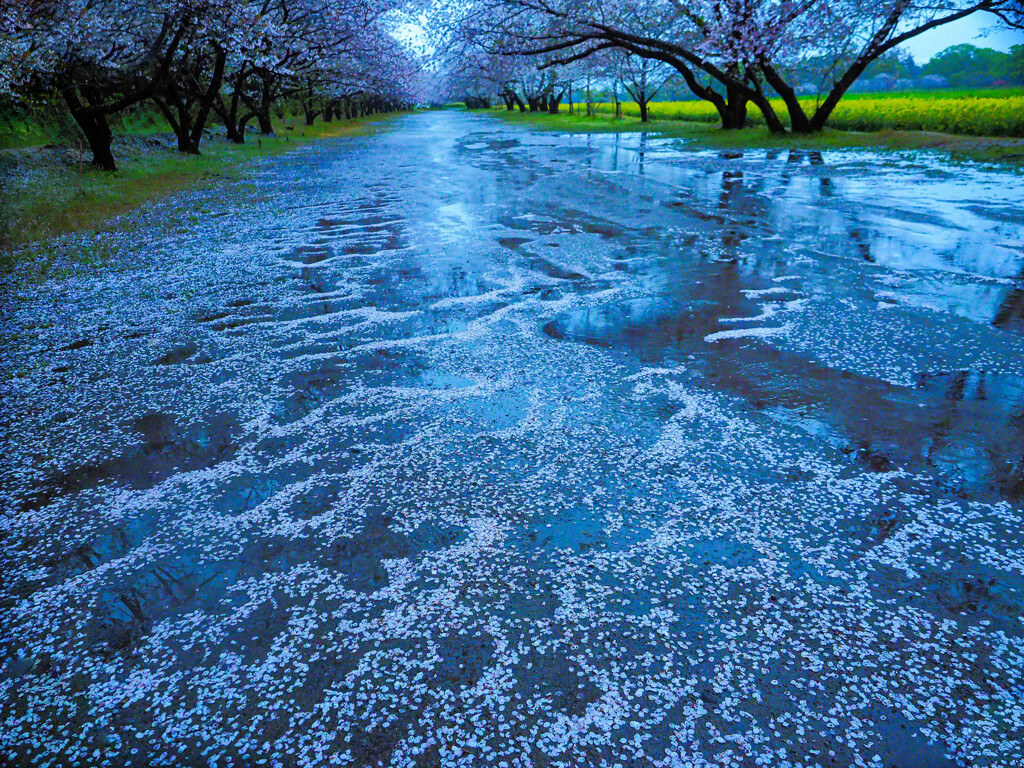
[2,110,1024,767]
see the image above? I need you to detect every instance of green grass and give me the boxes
[488,108,1024,165]
[0,114,406,279]
[0,121,55,149]
[0,104,179,150]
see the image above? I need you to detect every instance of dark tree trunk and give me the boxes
[607,42,739,131]
[153,45,225,155]
[548,94,563,114]
[751,94,786,134]
[257,74,275,134]
[759,62,809,133]
[55,19,189,171]
[808,61,870,132]
[215,66,249,144]
[808,4,910,132]
[257,107,273,134]
[153,89,197,155]
[174,115,195,152]
[61,88,117,171]
[185,47,226,152]
[720,87,748,130]
[639,99,649,122]
[80,113,117,171]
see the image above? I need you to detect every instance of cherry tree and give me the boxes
[317,27,425,118]
[441,0,1024,133]
[0,0,36,100]
[435,4,589,113]
[151,1,247,154]
[212,0,411,141]
[5,0,419,166]
[7,0,197,169]
[614,51,674,122]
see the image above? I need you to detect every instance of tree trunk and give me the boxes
[81,113,116,171]
[750,94,786,134]
[61,88,117,171]
[185,47,226,154]
[256,74,275,135]
[215,67,248,144]
[809,62,870,132]
[153,93,191,153]
[548,94,562,114]
[175,112,196,152]
[258,107,273,134]
[54,20,188,171]
[758,62,809,133]
[809,4,910,132]
[639,99,649,122]
[156,51,225,156]
[613,44,735,131]
[720,86,748,130]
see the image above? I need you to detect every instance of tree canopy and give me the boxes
[3,0,1022,161]
[431,0,1024,132]
[1,0,427,168]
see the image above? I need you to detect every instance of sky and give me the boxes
[900,12,1024,62]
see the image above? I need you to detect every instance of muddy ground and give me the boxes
[2,111,1023,767]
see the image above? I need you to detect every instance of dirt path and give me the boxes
[2,111,1023,767]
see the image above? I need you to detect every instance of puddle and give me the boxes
[152,342,200,365]
[25,411,240,511]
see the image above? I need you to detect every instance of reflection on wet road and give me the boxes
[2,111,1024,767]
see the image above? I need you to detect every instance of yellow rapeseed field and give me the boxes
[594,91,1024,136]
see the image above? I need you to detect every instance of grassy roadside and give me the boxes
[488,109,1024,166]
[0,114,406,279]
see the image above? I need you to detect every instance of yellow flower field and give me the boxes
[594,91,1024,136]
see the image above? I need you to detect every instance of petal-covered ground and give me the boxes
[2,111,1023,767]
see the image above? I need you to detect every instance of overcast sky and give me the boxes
[901,12,1024,62]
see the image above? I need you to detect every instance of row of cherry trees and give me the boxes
[437,0,1023,132]
[1,0,424,169]
[446,44,673,120]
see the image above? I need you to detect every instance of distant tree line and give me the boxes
[795,43,1023,93]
